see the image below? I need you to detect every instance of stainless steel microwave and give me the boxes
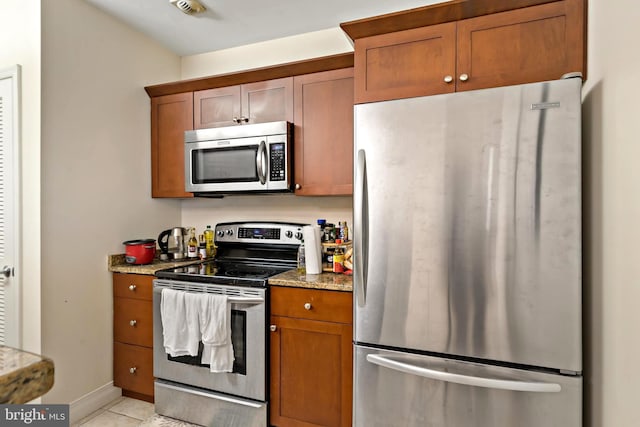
[184,121,292,195]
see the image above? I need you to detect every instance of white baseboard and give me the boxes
[69,382,122,424]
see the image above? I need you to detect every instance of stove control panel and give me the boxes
[214,222,305,245]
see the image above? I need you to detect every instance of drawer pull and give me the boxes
[128,284,137,291]
[459,73,469,82]
[444,75,453,83]
[129,320,137,327]
[129,367,137,374]
[304,303,312,310]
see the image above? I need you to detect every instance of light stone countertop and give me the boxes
[269,269,353,292]
[0,346,54,403]
[108,254,352,292]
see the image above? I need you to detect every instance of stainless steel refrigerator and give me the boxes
[353,77,582,426]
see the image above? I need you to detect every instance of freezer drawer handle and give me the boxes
[366,354,561,393]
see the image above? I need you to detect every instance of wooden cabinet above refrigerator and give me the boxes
[341,0,587,103]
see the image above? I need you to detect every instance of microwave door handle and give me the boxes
[257,140,267,185]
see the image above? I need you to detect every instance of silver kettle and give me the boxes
[158,227,187,260]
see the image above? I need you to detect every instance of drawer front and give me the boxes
[114,297,153,347]
[271,286,352,324]
[114,342,154,397]
[113,273,153,301]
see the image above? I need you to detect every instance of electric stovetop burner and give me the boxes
[155,261,291,287]
[155,221,305,287]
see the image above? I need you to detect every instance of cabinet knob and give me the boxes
[444,75,453,83]
[129,367,137,374]
[240,116,249,123]
[304,303,312,310]
[459,74,469,82]
[129,320,137,327]
[232,117,240,123]
[295,183,301,190]
[128,284,136,291]
[270,325,277,332]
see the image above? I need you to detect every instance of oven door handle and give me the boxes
[228,297,264,304]
[153,287,264,305]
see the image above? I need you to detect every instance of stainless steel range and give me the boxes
[153,222,304,427]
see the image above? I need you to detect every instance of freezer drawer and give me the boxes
[354,345,581,427]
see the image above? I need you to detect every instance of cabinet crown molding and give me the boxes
[144,53,354,98]
[340,0,563,40]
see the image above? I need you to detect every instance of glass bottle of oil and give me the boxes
[297,240,306,274]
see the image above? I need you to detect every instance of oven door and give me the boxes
[153,280,267,401]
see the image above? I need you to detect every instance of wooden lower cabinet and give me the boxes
[113,273,154,402]
[270,287,353,427]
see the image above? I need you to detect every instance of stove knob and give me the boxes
[295,232,303,240]
[226,229,234,236]
[216,230,225,238]
[285,230,293,238]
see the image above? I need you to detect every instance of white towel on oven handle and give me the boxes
[160,288,200,357]
[199,293,234,372]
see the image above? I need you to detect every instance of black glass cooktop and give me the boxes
[155,261,290,287]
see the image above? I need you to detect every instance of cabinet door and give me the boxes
[114,297,153,347]
[113,273,153,300]
[241,77,293,124]
[194,85,242,129]
[456,0,585,92]
[114,342,154,397]
[354,22,456,103]
[151,92,194,198]
[293,68,354,196]
[270,315,352,427]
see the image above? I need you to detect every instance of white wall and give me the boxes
[181,27,353,80]
[0,0,41,353]
[181,195,352,235]
[582,1,640,426]
[40,0,181,404]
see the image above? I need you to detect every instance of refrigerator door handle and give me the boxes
[354,149,368,307]
[366,354,562,393]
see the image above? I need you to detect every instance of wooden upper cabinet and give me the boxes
[355,23,456,104]
[351,0,586,103]
[293,68,354,196]
[456,0,585,92]
[193,85,241,128]
[194,77,293,129]
[242,78,294,125]
[151,92,194,198]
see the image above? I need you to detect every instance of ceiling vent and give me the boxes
[170,0,206,15]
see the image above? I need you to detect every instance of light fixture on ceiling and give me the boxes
[170,0,206,15]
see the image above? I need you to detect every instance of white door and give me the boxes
[0,65,21,347]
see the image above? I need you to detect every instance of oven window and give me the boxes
[192,145,258,183]
[167,310,247,375]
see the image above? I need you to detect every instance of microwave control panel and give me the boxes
[270,143,286,182]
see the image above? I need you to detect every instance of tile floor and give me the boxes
[73,397,199,427]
